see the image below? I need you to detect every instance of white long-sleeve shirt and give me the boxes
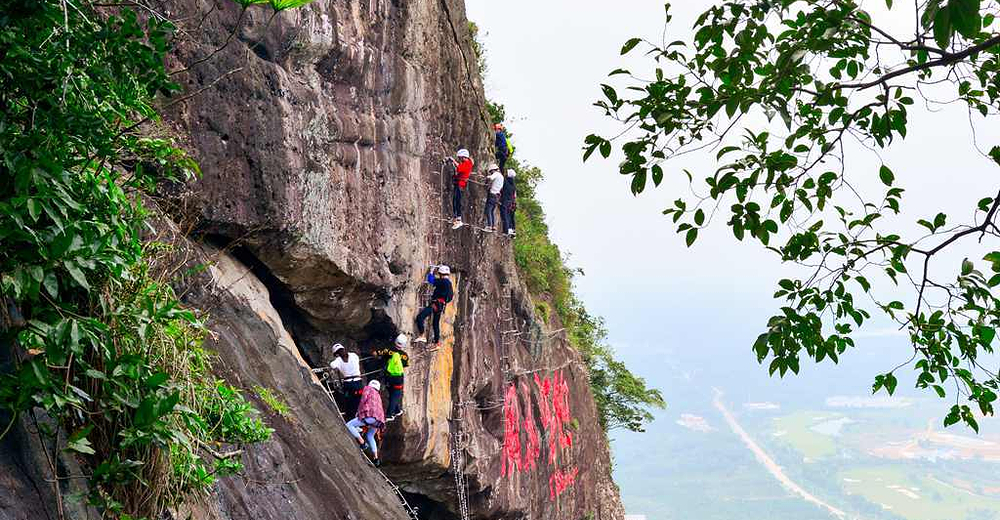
[487,170,505,195]
[329,352,361,380]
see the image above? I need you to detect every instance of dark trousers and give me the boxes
[496,153,508,172]
[340,379,363,419]
[386,375,404,417]
[452,184,464,218]
[415,303,442,343]
[500,201,514,233]
[484,193,499,228]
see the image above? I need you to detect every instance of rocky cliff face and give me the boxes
[1,1,625,519]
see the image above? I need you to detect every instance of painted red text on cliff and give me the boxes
[500,370,576,499]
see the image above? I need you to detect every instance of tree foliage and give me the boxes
[587,0,1000,431]
[0,0,309,516]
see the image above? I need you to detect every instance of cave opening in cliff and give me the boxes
[201,234,401,367]
[400,491,460,520]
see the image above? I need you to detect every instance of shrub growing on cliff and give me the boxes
[0,0,322,516]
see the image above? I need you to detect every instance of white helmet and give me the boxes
[395,333,409,348]
[487,163,500,172]
[507,169,516,178]
[437,265,451,275]
[456,149,470,159]
[332,343,345,354]
[368,380,381,391]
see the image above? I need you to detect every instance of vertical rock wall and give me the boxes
[0,0,626,519]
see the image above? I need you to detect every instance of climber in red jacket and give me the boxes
[449,148,473,229]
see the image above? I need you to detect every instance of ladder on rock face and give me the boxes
[499,282,519,382]
[450,413,472,520]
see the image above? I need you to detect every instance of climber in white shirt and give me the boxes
[329,343,363,419]
[483,163,505,233]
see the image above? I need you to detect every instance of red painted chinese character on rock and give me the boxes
[500,383,521,477]
[520,382,541,472]
[498,370,578,499]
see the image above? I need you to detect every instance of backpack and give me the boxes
[506,135,515,156]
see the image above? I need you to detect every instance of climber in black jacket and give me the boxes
[414,265,454,346]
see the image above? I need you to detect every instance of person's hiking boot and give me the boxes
[359,441,370,452]
[452,219,464,230]
[413,337,427,344]
[372,457,381,468]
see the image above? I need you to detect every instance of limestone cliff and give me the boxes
[0,0,626,519]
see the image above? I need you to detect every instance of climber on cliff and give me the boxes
[494,123,511,171]
[329,343,363,419]
[500,168,517,237]
[413,265,454,347]
[371,334,409,421]
[347,379,386,467]
[483,163,504,233]
[449,149,473,230]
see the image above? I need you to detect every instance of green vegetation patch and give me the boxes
[254,385,291,417]
[840,466,1000,520]
[771,412,842,460]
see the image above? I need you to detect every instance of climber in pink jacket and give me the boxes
[346,379,387,466]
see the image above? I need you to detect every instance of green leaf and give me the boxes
[651,165,663,186]
[42,272,58,298]
[269,0,314,9]
[685,228,698,247]
[621,37,642,55]
[934,4,953,48]
[752,333,769,360]
[26,199,40,222]
[934,212,946,228]
[878,165,894,186]
[950,0,982,38]
[145,371,169,389]
[65,427,96,455]
[631,171,647,195]
[64,261,89,290]
[599,140,612,158]
[979,326,996,346]
[134,397,157,427]
[694,208,705,226]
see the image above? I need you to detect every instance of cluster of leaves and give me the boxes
[586,1,1000,430]
[484,97,666,433]
[253,385,292,417]
[0,0,277,517]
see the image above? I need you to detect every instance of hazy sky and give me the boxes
[465,1,1000,516]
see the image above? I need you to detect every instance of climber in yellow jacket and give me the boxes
[372,334,409,421]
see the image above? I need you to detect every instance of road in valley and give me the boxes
[712,388,849,519]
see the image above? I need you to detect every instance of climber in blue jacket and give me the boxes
[494,123,509,172]
[414,265,454,346]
